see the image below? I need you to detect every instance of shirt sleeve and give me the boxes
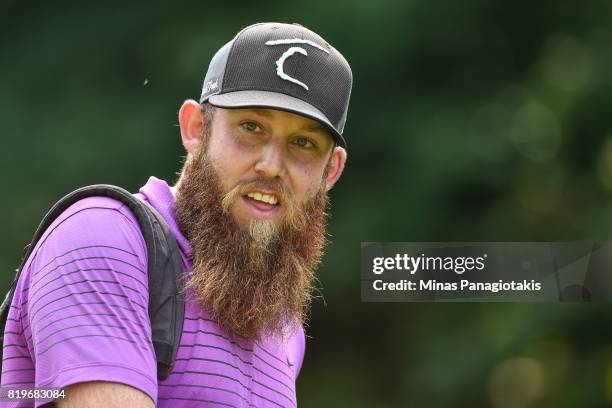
[21,196,157,406]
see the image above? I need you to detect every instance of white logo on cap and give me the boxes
[265,38,329,91]
[203,79,218,93]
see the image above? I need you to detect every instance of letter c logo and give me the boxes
[275,46,309,90]
[265,38,330,92]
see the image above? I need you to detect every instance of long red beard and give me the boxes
[174,143,328,341]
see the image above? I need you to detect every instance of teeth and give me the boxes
[247,192,278,205]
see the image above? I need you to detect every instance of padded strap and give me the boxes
[0,184,185,380]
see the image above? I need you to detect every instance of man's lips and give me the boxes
[241,195,281,219]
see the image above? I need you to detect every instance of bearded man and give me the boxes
[0,22,352,407]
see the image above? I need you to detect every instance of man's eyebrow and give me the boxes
[239,108,331,136]
[301,123,328,133]
[248,109,274,118]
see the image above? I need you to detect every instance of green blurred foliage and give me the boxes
[3,0,612,406]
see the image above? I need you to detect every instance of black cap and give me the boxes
[199,22,353,148]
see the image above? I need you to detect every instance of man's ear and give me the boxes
[324,146,347,191]
[178,99,205,156]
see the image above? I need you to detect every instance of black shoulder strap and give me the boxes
[0,184,185,380]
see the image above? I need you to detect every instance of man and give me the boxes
[1,22,352,407]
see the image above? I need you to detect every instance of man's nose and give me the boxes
[254,144,285,179]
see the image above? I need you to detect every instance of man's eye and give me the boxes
[293,137,314,149]
[241,122,261,132]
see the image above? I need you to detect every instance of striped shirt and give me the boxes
[1,176,305,407]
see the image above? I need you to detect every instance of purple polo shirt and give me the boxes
[1,177,305,407]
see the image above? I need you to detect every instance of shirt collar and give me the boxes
[137,176,192,258]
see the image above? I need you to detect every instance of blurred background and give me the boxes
[2,0,612,406]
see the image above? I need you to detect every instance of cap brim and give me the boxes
[207,90,346,148]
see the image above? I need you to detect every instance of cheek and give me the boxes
[289,163,326,202]
[207,135,254,189]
